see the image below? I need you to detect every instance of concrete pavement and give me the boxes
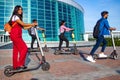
[0,47,120,80]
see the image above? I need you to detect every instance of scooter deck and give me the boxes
[93,54,117,59]
[54,49,74,55]
[10,68,29,73]
[28,48,39,52]
[59,51,72,54]
[54,47,79,55]
[5,63,41,73]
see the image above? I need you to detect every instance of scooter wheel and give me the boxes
[110,52,118,60]
[74,50,79,55]
[4,66,14,77]
[43,47,49,52]
[54,50,60,55]
[42,62,50,71]
[113,56,118,60]
[93,54,98,59]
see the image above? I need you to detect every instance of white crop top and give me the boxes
[12,15,20,21]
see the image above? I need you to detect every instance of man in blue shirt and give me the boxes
[86,11,116,62]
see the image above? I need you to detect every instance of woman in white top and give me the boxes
[9,5,37,70]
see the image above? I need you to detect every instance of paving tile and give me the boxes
[0,57,12,66]
[0,47,120,80]
[49,60,99,77]
[96,59,120,68]
[96,75,120,80]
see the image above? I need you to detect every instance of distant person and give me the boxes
[9,5,38,70]
[28,19,44,49]
[86,11,116,62]
[58,20,73,51]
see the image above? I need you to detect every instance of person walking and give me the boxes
[86,11,116,63]
[58,20,73,51]
[9,5,37,70]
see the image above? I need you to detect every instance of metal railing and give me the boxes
[0,30,10,43]
[84,31,120,41]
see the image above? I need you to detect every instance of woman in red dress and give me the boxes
[9,5,37,70]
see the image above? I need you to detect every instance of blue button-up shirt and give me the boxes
[99,17,110,36]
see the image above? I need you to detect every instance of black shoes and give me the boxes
[22,66,27,69]
[16,66,27,70]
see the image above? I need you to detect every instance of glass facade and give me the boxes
[0,0,84,41]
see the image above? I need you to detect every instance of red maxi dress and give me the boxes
[10,21,27,69]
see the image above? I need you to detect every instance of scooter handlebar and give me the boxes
[110,27,116,31]
[71,29,74,31]
[42,29,45,33]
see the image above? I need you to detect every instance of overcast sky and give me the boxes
[74,0,120,32]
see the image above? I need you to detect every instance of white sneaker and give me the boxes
[99,53,107,58]
[86,56,96,63]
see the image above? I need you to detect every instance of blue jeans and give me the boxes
[90,36,107,56]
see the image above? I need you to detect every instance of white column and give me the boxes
[84,34,88,41]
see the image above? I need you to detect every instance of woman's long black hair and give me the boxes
[60,20,65,26]
[9,5,23,25]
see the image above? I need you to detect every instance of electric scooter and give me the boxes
[54,30,79,55]
[71,30,79,55]
[4,27,50,77]
[41,30,49,52]
[93,31,118,59]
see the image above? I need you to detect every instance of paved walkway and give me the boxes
[0,47,120,80]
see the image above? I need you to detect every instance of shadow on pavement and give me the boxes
[116,70,120,74]
[30,78,39,80]
[79,50,90,61]
[0,43,13,49]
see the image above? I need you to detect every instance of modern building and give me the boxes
[0,0,84,41]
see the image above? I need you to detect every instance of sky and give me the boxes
[74,0,120,32]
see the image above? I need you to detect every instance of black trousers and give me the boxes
[58,33,69,50]
[30,35,39,49]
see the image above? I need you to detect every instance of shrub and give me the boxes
[88,38,120,46]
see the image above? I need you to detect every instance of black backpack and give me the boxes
[93,19,102,38]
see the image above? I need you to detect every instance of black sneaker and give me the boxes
[22,66,27,69]
[16,66,27,70]
[16,67,23,71]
